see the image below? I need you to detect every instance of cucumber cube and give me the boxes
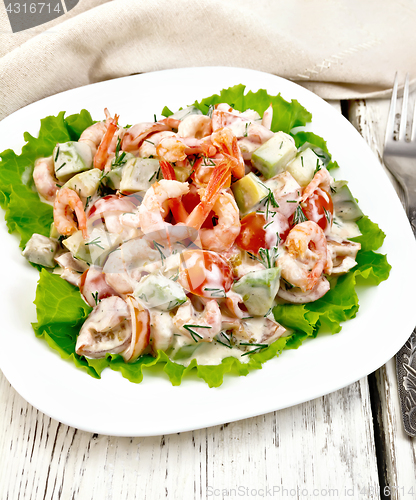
[286,148,322,187]
[332,181,364,221]
[62,230,92,264]
[63,169,102,199]
[233,267,281,316]
[252,132,297,179]
[134,274,187,311]
[53,141,93,182]
[231,172,269,213]
[120,157,161,193]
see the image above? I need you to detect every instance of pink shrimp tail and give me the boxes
[94,112,119,170]
[185,159,232,229]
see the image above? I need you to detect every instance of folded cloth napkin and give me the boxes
[1,0,416,120]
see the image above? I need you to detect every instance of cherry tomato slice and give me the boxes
[178,250,234,298]
[302,188,333,231]
[236,212,290,254]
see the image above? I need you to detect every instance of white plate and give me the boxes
[0,67,415,437]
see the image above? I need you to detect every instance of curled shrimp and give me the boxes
[301,167,332,202]
[122,122,171,152]
[197,191,240,252]
[33,156,61,202]
[53,187,88,238]
[177,114,212,139]
[156,136,216,163]
[138,179,190,237]
[279,221,331,291]
[79,121,107,157]
[211,128,245,179]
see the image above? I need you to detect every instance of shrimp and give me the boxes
[173,298,222,342]
[301,167,332,202]
[156,136,216,163]
[33,156,61,202]
[279,221,331,291]
[210,127,245,179]
[79,121,107,157]
[122,122,171,152]
[53,187,88,238]
[138,179,190,237]
[198,192,241,252]
[177,114,212,139]
[94,112,119,170]
[136,130,176,158]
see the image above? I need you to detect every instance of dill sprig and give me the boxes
[153,241,166,264]
[112,137,127,168]
[293,205,308,225]
[183,324,212,343]
[204,287,226,298]
[85,237,104,250]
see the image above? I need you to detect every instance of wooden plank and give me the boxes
[348,97,416,500]
[0,100,381,500]
[0,370,380,500]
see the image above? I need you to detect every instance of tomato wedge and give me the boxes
[236,212,290,254]
[302,188,333,231]
[178,249,234,298]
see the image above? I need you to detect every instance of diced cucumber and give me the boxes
[285,148,322,187]
[231,172,269,213]
[53,142,93,182]
[232,267,281,316]
[173,163,193,182]
[63,230,91,264]
[252,132,297,179]
[169,106,202,121]
[63,228,121,267]
[22,233,58,268]
[120,157,162,193]
[103,152,136,190]
[332,181,363,221]
[63,169,102,199]
[49,222,60,240]
[85,228,122,267]
[134,274,187,311]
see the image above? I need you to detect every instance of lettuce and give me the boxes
[0,86,391,387]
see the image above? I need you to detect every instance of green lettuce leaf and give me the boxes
[0,87,392,388]
[192,84,312,133]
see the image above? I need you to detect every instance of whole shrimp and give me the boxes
[156,136,217,163]
[33,156,61,203]
[53,187,88,238]
[141,157,238,251]
[278,221,331,292]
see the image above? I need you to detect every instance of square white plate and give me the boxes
[0,67,415,436]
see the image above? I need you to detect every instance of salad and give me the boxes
[0,85,391,387]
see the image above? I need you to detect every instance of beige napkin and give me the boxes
[1,0,416,121]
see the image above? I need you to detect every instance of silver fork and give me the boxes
[383,73,416,437]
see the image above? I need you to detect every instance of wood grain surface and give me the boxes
[348,97,416,500]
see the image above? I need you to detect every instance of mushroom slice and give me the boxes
[277,277,330,304]
[327,239,361,275]
[121,296,151,362]
[76,296,132,358]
